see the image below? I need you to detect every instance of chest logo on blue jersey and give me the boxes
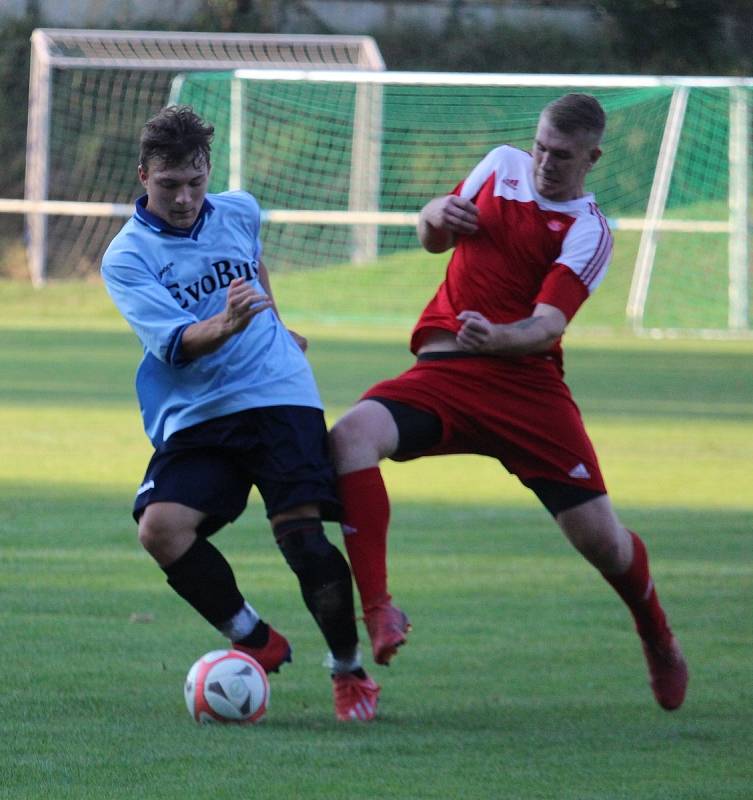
[166,259,259,309]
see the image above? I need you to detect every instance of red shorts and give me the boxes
[362,354,606,494]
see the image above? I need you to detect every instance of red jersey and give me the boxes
[411,145,612,369]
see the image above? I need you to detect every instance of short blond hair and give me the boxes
[542,94,606,144]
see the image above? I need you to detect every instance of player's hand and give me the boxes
[456,310,497,352]
[224,277,273,333]
[456,305,567,357]
[425,195,479,235]
[288,329,308,352]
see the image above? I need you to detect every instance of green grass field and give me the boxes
[1,276,752,800]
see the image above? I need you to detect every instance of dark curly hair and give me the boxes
[139,105,214,169]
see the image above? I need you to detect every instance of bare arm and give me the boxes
[417,195,480,253]
[179,276,273,360]
[455,303,567,357]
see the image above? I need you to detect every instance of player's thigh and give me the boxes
[330,399,401,470]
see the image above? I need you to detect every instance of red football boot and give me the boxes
[641,634,688,710]
[332,671,380,721]
[233,625,292,674]
[363,602,411,666]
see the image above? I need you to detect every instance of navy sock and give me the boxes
[163,537,245,629]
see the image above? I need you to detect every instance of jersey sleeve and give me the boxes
[232,190,264,261]
[535,264,590,321]
[535,210,612,320]
[456,146,509,201]
[101,249,199,366]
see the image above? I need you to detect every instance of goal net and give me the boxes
[15,32,752,334]
[171,71,752,333]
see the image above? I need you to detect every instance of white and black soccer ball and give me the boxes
[184,649,270,724]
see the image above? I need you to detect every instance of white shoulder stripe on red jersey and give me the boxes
[579,203,612,290]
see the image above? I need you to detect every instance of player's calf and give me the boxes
[274,518,361,658]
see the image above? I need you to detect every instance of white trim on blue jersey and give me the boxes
[101,190,322,447]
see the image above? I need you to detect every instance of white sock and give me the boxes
[324,650,362,674]
[218,601,260,641]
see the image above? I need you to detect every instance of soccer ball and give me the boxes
[184,649,270,724]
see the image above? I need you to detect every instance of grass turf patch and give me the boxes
[0,278,751,799]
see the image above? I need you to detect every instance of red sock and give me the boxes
[603,531,670,641]
[337,467,391,612]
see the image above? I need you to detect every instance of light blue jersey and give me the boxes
[101,191,322,447]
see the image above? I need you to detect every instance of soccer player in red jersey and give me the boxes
[330,93,688,711]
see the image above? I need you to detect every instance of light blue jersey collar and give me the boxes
[134,194,215,240]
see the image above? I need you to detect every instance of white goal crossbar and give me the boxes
[0,198,735,234]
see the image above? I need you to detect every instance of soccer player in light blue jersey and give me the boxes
[101,106,378,722]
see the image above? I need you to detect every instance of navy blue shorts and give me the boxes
[133,406,340,535]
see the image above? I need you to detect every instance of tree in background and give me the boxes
[196,0,318,33]
[0,16,35,198]
[598,0,733,74]
[0,13,36,268]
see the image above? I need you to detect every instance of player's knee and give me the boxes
[273,518,351,586]
[137,505,188,558]
[593,526,632,572]
[137,510,163,554]
[557,494,630,571]
[577,533,615,568]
